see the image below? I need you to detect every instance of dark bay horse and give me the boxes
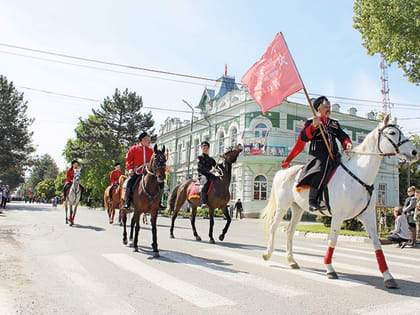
[122,145,166,257]
[169,145,242,243]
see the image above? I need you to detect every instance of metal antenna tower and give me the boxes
[379,55,391,114]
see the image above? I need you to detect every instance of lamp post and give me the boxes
[182,99,194,179]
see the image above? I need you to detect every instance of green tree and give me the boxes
[353,0,420,84]
[64,88,155,201]
[35,178,56,199]
[398,134,420,204]
[54,171,67,196]
[0,75,35,189]
[24,154,59,191]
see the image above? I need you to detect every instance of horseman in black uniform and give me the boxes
[284,96,353,212]
[197,141,216,208]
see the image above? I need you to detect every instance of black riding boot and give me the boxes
[200,190,208,208]
[308,187,320,212]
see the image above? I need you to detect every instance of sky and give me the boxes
[1,0,419,170]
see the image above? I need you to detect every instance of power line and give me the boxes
[1,42,419,108]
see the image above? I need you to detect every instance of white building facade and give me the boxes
[158,76,399,216]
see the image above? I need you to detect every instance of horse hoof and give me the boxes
[290,263,300,269]
[129,242,134,247]
[123,239,128,245]
[195,236,202,241]
[133,247,138,252]
[327,271,338,279]
[384,278,399,289]
[209,239,215,244]
[65,220,68,224]
[170,234,175,239]
[262,253,271,261]
[153,251,160,258]
[218,234,225,241]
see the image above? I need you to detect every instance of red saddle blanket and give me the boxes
[188,181,214,200]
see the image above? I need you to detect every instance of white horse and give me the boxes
[65,168,82,226]
[262,115,418,288]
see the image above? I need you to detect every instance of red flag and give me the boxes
[241,32,304,115]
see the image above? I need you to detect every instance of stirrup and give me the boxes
[308,202,320,212]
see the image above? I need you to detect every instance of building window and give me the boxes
[194,139,200,158]
[254,123,268,138]
[230,127,238,147]
[230,176,236,200]
[377,183,387,205]
[357,134,366,144]
[177,144,182,164]
[254,175,267,200]
[218,132,225,153]
[186,141,191,161]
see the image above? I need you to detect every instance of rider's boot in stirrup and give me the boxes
[308,187,320,212]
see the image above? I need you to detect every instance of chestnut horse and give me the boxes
[169,145,242,243]
[122,144,166,257]
[104,175,126,224]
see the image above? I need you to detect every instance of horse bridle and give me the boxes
[142,153,166,202]
[377,124,409,155]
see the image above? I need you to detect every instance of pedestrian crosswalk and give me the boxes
[43,240,419,313]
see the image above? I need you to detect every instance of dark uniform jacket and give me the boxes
[297,117,351,189]
[403,196,417,226]
[197,154,216,183]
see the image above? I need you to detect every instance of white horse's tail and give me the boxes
[261,184,277,235]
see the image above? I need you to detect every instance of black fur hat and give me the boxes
[114,162,121,167]
[138,131,149,141]
[313,96,330,111]
[71,160,78,165]
[201,141,210,147]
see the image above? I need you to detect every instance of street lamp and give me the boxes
[182,99,194,179]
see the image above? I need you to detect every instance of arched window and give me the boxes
[230,127,238,146]
[177,144,182,164]
[218,132,225,153]
[254,123,268,138]
[194,139,200,158]
[254,175,267,200]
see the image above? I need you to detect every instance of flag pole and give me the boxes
[281,33,334,160]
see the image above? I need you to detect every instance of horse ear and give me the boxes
[390,116,396,125]
[383,114,390,126]
[154,144,158,152]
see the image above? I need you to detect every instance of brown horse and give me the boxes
[169,144,242,243]
[122,144,166,257]
[104,175,126,224]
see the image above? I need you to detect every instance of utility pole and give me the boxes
[182,99,194,179]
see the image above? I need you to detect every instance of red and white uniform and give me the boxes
[125,145,154,174]
[110,169,123,185]
[65,168,74,184]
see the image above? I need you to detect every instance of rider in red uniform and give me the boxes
[109,162,123,204]
[63,160,84,200]
[123,132,154,209]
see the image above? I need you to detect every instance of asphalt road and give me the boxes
[1,202,419,315]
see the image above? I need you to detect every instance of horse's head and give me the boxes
[377,114,418,162]
[73,168,81,182]
[150,144,167,183]
[119,175,127,186]
[223,144,243,164]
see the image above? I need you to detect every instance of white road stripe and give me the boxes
[303,243,420,266]
[353,299,420,314]
[270,251,411,280]
[205,248,365,288]
[103,253,236,308]
[291,245,420,270]
[0,287,14,315]
[162,250,305,297]
[52,255,135,314]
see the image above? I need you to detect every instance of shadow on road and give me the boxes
[71,224,106,232]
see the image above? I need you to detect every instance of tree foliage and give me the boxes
[35,178,56,198]
[23,154,59,192]
[353,0,420,84]
[0,75,35,189]
[64,88,155,201]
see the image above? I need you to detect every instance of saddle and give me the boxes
[188,180,214,201]
[295,185,331,215]
[65,185,82,196]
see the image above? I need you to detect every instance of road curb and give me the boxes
[280,227,372,243]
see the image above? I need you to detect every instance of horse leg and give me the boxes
[286,203,304,269]
[208,207,215,244]
[133,212,141,252]
[122,211,128,245]
[170,193,188,239]
[219,205,231,241]
[323,215,343,279]
[262,206,288,261]
[190,205,201,241]
[65,202,68,224]
[151,211,160,257]
[359,208,398,289]
[72,203,78,224]
[129,215,135,241]
[69,204,74,226]
[170,209,180,239]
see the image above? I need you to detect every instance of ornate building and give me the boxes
[158,75,399,216]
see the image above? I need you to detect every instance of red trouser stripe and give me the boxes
[375,249,388,273]
[324,246,334,264]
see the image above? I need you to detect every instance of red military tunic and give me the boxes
[125,145,154,174]
[110,169,123,185]
[65,168,74,184]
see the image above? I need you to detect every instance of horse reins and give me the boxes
[339,124,407,219]
[141,153,165,204]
